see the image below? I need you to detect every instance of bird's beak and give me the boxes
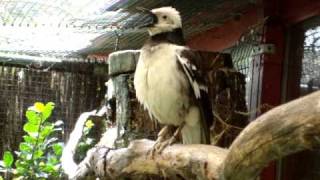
[135,8,158,29]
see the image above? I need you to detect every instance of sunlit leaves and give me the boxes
[76,119,97,162]
[1,101,64,179]
[40,125,54,138]
[3,151,14,168]
[18,143,32,152]
[33,150,44,159]
[23,135,35,144]
[52,143,63,156]
[25,110,41,124]
[43,102,55,121]
[23,122,39,133]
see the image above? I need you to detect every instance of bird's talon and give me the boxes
[156,140,170,154]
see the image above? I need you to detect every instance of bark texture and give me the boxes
[220,91,320,180]
[66,91,320,180]
[91,140,227,180]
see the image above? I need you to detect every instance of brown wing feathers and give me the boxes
[177,49,215,144]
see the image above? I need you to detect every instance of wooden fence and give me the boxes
[0,65,108,156]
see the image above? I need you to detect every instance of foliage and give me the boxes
[74,119,96,162]
[0,102,64,179]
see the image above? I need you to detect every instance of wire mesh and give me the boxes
[0,0,257,55]
[224,20,264,107]
[230,43,254,76]
[300,26,320,95]
[0,65,107,156]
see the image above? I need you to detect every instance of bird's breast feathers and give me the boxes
[134,43,191,125]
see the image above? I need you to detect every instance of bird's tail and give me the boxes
[181,106,209,144]
[181,121,207,144]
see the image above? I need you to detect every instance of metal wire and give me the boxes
[0,0,257,56]
[301,26,320,93]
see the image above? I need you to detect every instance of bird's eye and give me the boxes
[162,15,167,19]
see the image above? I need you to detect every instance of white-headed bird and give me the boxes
[134,7,213,149]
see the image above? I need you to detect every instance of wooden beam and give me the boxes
[0,56,106,74]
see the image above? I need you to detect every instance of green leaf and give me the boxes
[19,143,32,152]
[43,102,55,121]
[15,159,29,170]
[23,122,39,133]
[52,143,63,156]
[47,156,58,165]
[23,135,35,144]
[3,151,14,168]
[26,110,41,125]
[43,163,55,173]
[15,165,28,175]
[28,132,39,138]
[0,175,4,180]
[40,125,54,138]
[34,150,44,159]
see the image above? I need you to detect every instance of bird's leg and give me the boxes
[157,122,185,153]
[149,125,171,157]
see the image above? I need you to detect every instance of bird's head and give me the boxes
[138,7,182,36]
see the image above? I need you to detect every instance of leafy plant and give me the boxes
[75,119,96,162]
[75,116,107,163]
[0,102,64,179]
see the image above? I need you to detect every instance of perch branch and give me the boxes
[65,91,320,180]
[79,139,228,180]
[220,91,320,180]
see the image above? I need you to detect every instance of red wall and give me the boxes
[187,7,260,51]
[187,9,258,51]
[187,0,320,52]
[281,0,320,24]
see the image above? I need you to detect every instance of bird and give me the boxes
[134,6,213,150]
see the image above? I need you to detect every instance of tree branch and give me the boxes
[83,140,227,180]
[220,91,320,180]
[63,91,320,180]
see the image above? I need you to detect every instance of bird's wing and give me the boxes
[176,47,213,144]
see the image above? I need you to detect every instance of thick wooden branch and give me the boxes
[64,91,320,180]
[82,140,227,179]
[220,91,320,180]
